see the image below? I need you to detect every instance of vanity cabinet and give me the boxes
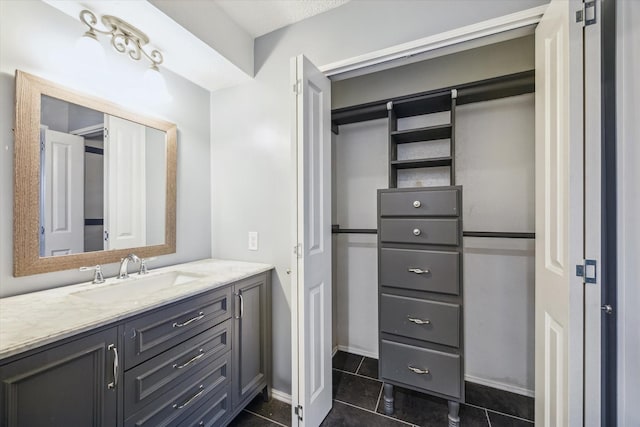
[0,270,272,427]
[0,327,120,427]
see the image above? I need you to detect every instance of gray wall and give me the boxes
[617,1,639,425]
[0,0,211,297]
[210,0,548,396]
[333,36,535,109]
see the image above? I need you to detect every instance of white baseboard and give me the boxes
[465,374,534,398]
[337,344,378,360]
[271,388,292,405]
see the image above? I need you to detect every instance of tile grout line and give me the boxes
[485,408,492,427]
[355,356,365,375]
[243,409,288,427]
[374,382,384,413]
[464,402,534,424]
[333,399,414,426]
[333,367,380,382]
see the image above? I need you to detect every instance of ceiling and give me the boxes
[215,0,351,38]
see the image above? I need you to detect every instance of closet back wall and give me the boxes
[0,1,212,297]
[332,36,535,395]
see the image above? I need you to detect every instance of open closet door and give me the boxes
[291,54,332,427]
[534,0,585,425]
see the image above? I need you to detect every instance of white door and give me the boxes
[291,54,332,427]
[535,0,585,425]
[104,115,147,250]
[42,129,84,256]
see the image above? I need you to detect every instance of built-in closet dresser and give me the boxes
[378,186,463,424]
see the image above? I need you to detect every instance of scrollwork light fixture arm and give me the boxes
[79,9,164,69]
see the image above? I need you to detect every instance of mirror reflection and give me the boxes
[40,95,167,257]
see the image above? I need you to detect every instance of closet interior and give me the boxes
[330,35,537,419]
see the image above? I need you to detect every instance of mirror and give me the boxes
[14,71,176,276]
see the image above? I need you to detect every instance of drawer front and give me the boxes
[124,352,231,427]
[380,340,461,399]
[380,294,459,347]
[379,248,459,295]
[124,320,232,418]
[177,386,231,427]
[124,286,232,369]
[380,218,459,246]
[380,189,459,217]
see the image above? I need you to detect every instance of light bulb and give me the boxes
[75,32,106,67]
[143,66,172,104]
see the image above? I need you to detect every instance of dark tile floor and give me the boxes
[229,351,534,426]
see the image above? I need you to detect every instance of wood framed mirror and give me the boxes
[14,70,177,276]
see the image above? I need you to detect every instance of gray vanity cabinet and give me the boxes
[0,269,272,427]
[0,327,120,427]
[232,273,272,408]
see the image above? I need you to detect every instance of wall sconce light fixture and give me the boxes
[79,9,164,70]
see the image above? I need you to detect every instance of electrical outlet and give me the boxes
[248,231,258,251]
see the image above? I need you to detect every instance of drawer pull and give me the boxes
[173,349,205,369]
[173,385,205,410]
[407,316,431,325]
[173,311,205,328]
[413,200,421,208]
[407,268,430,275]
[413,228,421,236]
[408,366,430,375]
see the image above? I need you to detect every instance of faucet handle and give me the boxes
[139,257,157,275]
[80,265,105,284]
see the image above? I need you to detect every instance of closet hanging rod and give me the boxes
[331,225,535,239]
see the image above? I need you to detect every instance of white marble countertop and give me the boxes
[0,259,273,361]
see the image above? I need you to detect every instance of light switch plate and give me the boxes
[248,231,258,251]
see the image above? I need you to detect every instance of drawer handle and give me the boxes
[107,344,118,390]
[173,349,205,369]
[407,316,431,325]
[173,385,205,410]
[413,228,421,236]
[408,366,430,375]
[173,311,205,328]
[407,268,430,275]
[413,200,421,208]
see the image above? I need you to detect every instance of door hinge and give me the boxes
[576,259,597,284]
[576,1,596,26]
[293,243,302,259]
[293,79,302,95]
[294,404,303,421]
[104,230,109,241]
[104,127,109,139]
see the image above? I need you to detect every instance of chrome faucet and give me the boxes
[118,254,141,279]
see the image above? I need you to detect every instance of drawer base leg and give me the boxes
[447,401,460,427]
[262,385,271,402]
[383,383,394,415]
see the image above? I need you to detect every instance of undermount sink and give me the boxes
[71,271,207,304]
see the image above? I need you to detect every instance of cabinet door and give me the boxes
[232,274,270,407]
[0,327,119,427]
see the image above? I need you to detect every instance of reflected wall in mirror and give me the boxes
[40,96,167,256]
[14,71,176,276]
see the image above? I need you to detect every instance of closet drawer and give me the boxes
[380,340,461,399]
[380,294,459,347]
[379,248,459,295]
[380,218,459,246]
[380,189,459,217]
[124,320,231,418]
[124,352,231,427]
[177,386,231,427]
[124,286,232,369]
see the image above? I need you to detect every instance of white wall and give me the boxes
[210,0,548,396]
[0,0,212,297]
[617,1,640,425]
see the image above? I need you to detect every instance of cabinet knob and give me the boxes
[413,200,421,208]
[413,228,421,236]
